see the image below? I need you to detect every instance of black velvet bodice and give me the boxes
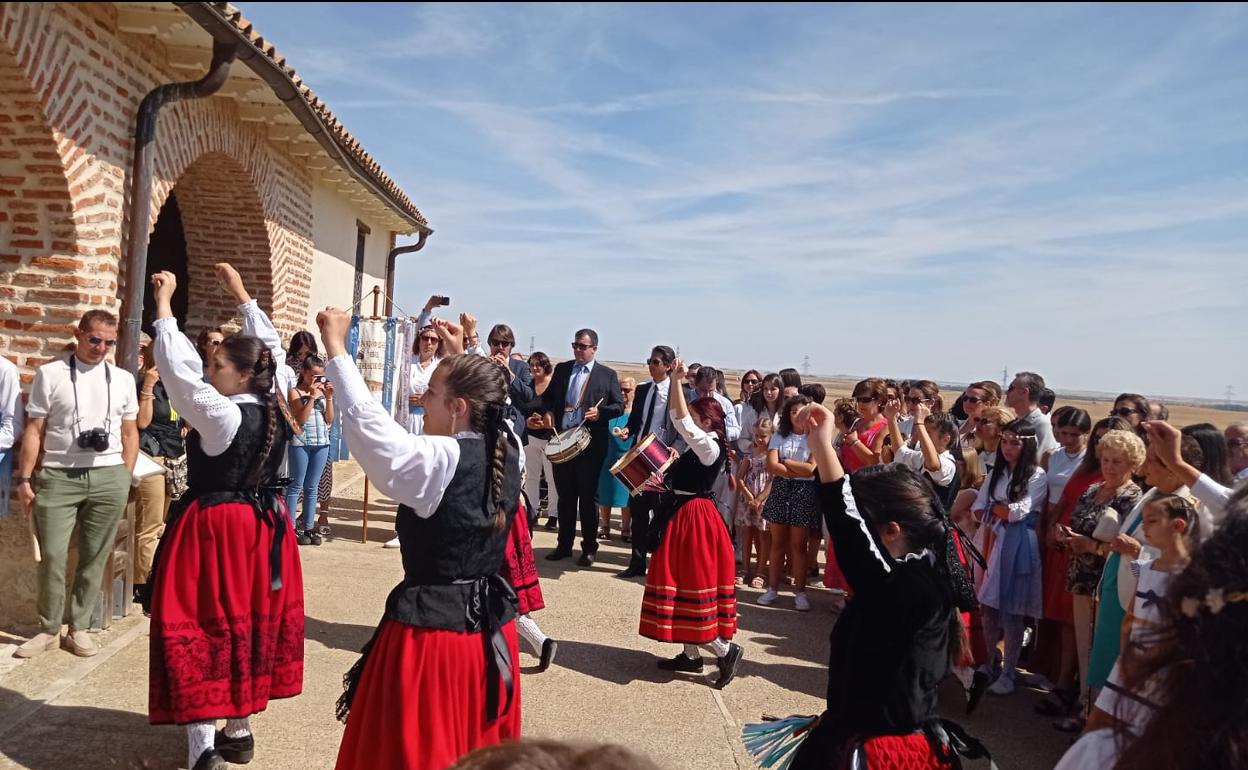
[385,436,522,632]
[184,402,289,496]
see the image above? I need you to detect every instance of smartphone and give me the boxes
[437,296,451,306]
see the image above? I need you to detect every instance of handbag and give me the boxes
[164,453,189,500]
[1091,507,1121,542]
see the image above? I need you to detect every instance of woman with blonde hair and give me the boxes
[1054,428,1145,729]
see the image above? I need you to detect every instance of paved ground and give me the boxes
[0,462,1072,769]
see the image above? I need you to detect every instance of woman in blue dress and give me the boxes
[598,377,635,539]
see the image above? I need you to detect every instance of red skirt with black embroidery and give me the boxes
[639,497,737,644]
[501,501,544,614]
[148,499,304,724]
[857,733,954,770]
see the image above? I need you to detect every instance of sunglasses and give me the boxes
[647,358,667,366]
[571,342,593,351]
[855,396,876,404]
[488,339,512,348]
[962,395,984,404]
[87,336,117,347]
[1111,407,1143,417]
[742,379,760,385]
[419,336,439,344]
[1228,439,1248,448]
[904,396,928,405]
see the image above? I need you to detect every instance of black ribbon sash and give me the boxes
[459,574,519,723]
[336,573,519,725]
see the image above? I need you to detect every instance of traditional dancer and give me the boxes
[639,358,743,688]
[502,495,558,672]
[319,307,524,770]
[146,269,303,770]
[785,402,987,770]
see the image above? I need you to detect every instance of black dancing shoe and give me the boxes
[966,670,991,715]
[576,552,595,567]
[308,529,323,546]
[192,749,228,770]
[295,529,312,546]
[616,566,646,579]
[545,549,572,561]
[715,643,744,689]
[657,652,704,672]
[543,517,559,531]
[214,731,255,764]
[538,639,559,673]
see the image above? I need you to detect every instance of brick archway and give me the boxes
[0,41,94,371]
[149,151,274,335]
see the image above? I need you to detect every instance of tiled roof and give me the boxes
[180,2,430,231]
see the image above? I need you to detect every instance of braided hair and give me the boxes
[218,335,279,489]
[438,353,513,529]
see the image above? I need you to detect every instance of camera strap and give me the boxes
[69,354,112,438]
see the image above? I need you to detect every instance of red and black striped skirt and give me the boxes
[639,497,737,644]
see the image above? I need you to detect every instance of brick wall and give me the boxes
[0,3,328,631]
[0,2,316,375]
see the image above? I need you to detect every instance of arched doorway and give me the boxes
[143,152,274,336]
[141,193,189,334]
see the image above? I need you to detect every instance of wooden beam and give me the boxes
[115,7,187,35]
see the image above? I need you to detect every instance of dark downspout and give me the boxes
[383,230,428,317]
[117,39,237,375]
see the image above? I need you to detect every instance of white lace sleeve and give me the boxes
[152,317,241,456]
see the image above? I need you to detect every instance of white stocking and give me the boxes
[186,721,216,768]
[682,644,701,659]
[515,614,548,656]
[704,637,730,658]
[224,717,251,738]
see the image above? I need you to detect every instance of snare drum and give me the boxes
[609,433,677,496]
[545,424,592,464]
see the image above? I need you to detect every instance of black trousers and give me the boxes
[552,438,607,555]
[626,490,660,572]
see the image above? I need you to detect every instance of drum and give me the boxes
[545,424,591,464]
[609,433,677,496]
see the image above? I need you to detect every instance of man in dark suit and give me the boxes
[618,345,692,578]
[482,323,537,443]
[540,328,623,566]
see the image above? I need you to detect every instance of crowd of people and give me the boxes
[1,267,1246,770]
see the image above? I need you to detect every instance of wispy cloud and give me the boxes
[239,2,1248,398]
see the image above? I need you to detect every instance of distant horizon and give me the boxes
[573,358,1247,408]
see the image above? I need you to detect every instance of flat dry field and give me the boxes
[599,362,1239,431]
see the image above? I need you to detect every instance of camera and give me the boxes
[77,427,110,452]
[314,375,329,384]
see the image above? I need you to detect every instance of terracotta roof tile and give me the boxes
[187,2,428,229]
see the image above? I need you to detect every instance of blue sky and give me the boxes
[242,2,1248,400]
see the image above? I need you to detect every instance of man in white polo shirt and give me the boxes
[15,309,138,658]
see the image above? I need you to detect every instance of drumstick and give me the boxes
[577,398,605,427]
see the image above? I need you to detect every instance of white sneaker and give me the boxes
[988,675,1015,696]
[383,536,401,549]
[64,629,99,658]
[794,593,811,612]
[14,632,59,659]
[758,589,779,606]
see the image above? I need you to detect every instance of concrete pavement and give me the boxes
[0,463,1070,769]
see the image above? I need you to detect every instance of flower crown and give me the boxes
[1180,588,1248,618]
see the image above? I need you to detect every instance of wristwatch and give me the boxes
[15,476,33,485]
